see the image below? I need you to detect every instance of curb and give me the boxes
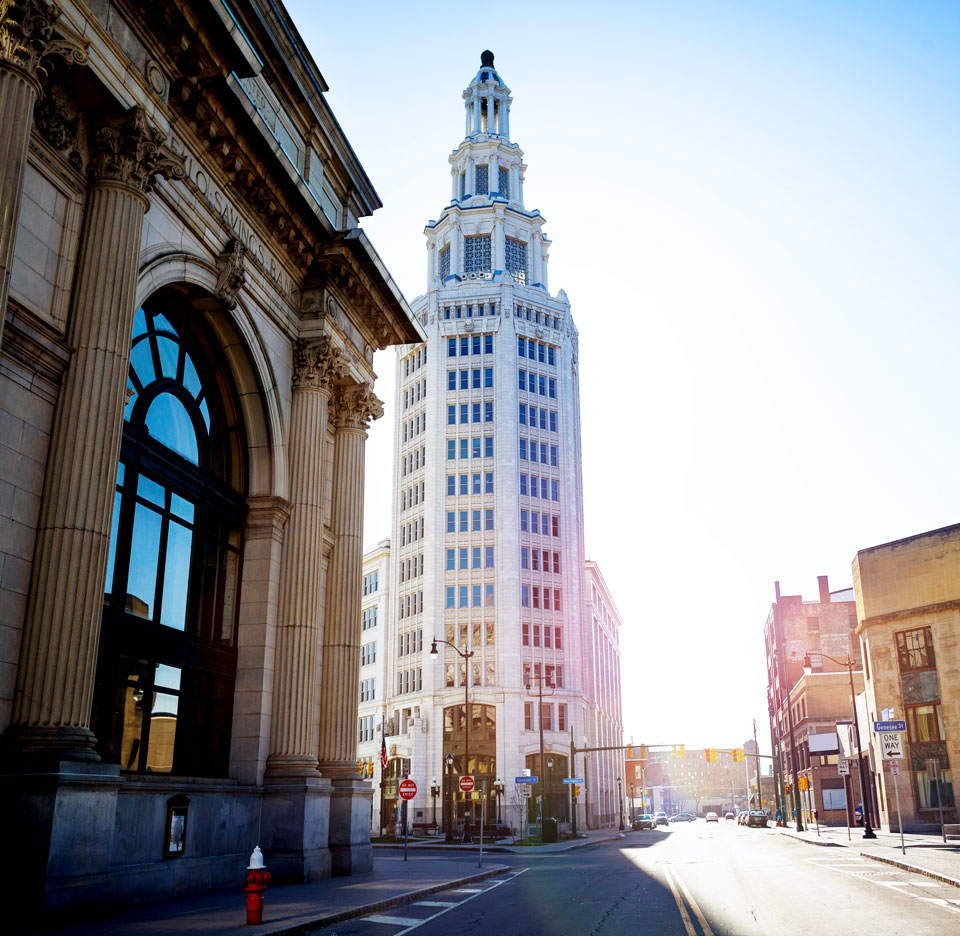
[778,830,842,848]
[859,851,960,890]
[372,834,622,855]
[255,865,508,936]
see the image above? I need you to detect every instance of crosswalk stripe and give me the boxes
[363,915,429,926]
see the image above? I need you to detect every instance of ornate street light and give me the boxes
[431,638,475,842]
[493,777,505,824]
[444,753,455,841]
[430,777,441,830]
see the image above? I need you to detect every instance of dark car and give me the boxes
[747,810,768,828]
[670,813,697,822]
[632,813,657,830]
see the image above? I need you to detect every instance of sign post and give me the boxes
[880,729,905,855]
[398,779,417,862]
[478,779,487,867]
[837,759,851,841]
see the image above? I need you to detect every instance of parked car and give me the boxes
[747,810,768,828]
[737,811,749,825]
[724,812,735,820]
[633,813,657,830]
[705,811,719,822]
[655,812,669,826]
[670,813,697,822]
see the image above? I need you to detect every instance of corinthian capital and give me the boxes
[90,106,185,194]
[292,337,346,392]
[334,383,384,430]
[0,1,87,82]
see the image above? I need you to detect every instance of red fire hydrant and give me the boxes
[245,846,272,925]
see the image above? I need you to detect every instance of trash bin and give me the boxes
[542,818,559,843]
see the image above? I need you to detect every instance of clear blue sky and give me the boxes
[286,0,960,751]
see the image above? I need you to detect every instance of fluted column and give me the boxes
[0,1,85,345]
[266,338,345,777]
[8,106,184,760]
[317,383,383,776]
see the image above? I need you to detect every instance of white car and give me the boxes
[705,811,719,822]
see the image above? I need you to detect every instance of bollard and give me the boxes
[245,846,272,925]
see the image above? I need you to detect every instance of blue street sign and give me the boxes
[562,777,585,785]
[874,720,906,732]
[515,776,538,784]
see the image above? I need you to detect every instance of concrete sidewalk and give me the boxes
[777,824,960,888]
[373,826,624,855]
[25,829,623,936]
[24,856,508,936]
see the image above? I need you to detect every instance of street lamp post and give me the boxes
[803,652,877,839]
[494,778,504,824]
[431,638,475,843]
[617,777,625,830]
[526,673,555,835]
[630,783,636,824]
[444,753,455,841]
[430,778,440,831]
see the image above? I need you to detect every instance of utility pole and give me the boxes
[753,720,762,811]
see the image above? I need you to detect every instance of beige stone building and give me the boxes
[0,0,421,914]
[853,524,959,831]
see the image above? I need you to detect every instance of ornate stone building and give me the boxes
[376,52,623,834]
[0,0,421,913]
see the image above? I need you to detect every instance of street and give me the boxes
[308,823,960,936]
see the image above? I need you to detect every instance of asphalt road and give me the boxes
[309,822,960,936]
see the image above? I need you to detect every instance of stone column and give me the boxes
[0,1,85,346]
[261,338,344,882]
[449,223,460,278]
[450,166,458,201]
[464,99,470,137]
[8,106,184,761]
[489,152,499,196]
[427,240,436,284]
[319,383,382,874]
[474,96,481,135]
[487,94,495,134]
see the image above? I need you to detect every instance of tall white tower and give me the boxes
[385,51,590,834]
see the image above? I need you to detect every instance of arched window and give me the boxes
[93,301,248,777]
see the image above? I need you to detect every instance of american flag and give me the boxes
[380,736,388,769]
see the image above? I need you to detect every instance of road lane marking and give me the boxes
[662,865,698,936]
[362,915,427,926]
[671,866,717,936]
[414,900,459,907]
[389,869,529,935]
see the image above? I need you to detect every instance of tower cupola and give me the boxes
[463,50,511,140]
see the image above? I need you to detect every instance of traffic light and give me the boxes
[705,748,715,762]
[671,745,677,758]
[640,745,648,762]
[357,760,367,777]
[573,784,581,799]
[678,744,685,759]
[627,746,633,759]
[733,748,743,763]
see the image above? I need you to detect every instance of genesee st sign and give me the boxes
[874,720,906,732]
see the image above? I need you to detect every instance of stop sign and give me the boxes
[459,775,475,793]
[398,779,417,800]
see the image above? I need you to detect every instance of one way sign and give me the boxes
[880,732,904,759]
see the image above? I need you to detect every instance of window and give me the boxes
[484,367,493,388]
[446,512,455,533]
[499,166,510,199]
[524,702,533,730]
[521,547,528,569]
[519,404,526,425]
[484,334,493,354]
[459,586,468,608]
[472,335,481,356]
[542,704,552,731]
[558,704,567,731]
[550,445,558,467]
[459,511,468,532]
[361,642,376,665]
[548,378,556,398]
[447,475,455,496]
[95,302,246,778]
[897,627,935,672]
[460,438,468,459]
[519,439,527,461]
[472,585,482,607]
[551,480,559,501]
[519,369,526,391]
[472,509,481,531]
[485,584,494,606]
[485,509,493,530]
[446,586,455,608]
[472,546,481,568]
[521,585,529,608]
[554,627,562,649]
[505,237,526,284]
[460,369,469,390]
[448,338,457,358]
[447,405,456,425]
[472,473,481,494]
[484,401,493,422]
[448,370,456,391]
[475,165,489,195]
[906,703,945,743]
[362,608,377,630]
[464,234,491,273]
[472,368,481,389]
[472,437,481,459]
[484,436,493,458]
[485,472,493,493]
[459,547,468,570]
[447,440,455,461]
[548,346,556,366]
[439,245,450,280]
[485,546,494,567]
[446,549,455,570]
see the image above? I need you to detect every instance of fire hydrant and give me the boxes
[245,846,271,925]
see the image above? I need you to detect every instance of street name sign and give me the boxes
[880,732,904,759]
[562,777,585,785]
[515,775,538,784]
[837,759,850,776]
[398,779,417,800]
[874,720,906,732]
[459,775,475,793]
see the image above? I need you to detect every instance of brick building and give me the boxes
[853,524,959,831]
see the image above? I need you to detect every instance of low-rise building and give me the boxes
[853,524,960,831]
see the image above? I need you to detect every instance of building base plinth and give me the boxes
[3,760,122,915]
[260,776,333,882]
[329,778,373,875]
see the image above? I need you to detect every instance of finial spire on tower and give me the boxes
[464,50,510,139]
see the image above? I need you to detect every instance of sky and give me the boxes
[285,0,960,752]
